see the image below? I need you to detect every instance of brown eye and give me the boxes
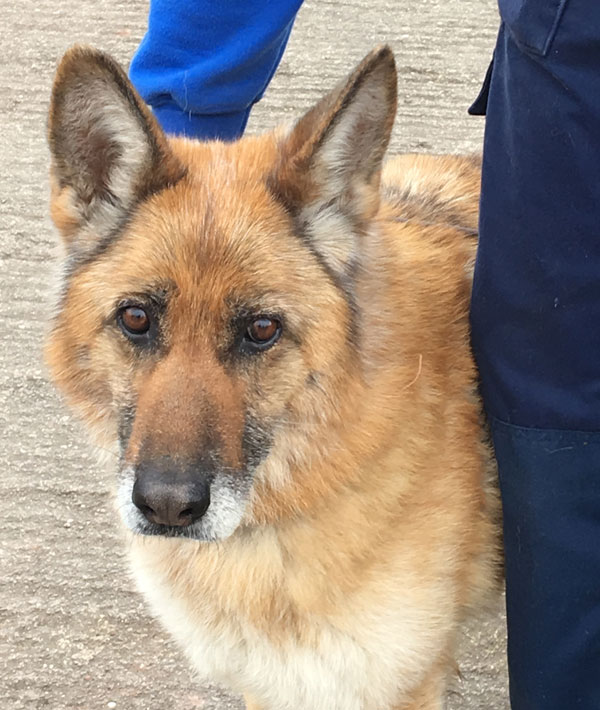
[119,306,150,337]
[245,317,281,349]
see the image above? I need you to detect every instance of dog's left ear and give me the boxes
[272,46,397,277]
[48,46,184,247]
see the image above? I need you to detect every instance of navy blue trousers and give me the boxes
[471,1,600,707]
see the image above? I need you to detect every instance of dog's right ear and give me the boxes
[48,46,184,248]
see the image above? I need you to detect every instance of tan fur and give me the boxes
[46,45,499,710]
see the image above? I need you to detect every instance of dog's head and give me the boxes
[46,46,397,541]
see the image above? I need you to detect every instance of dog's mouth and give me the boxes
[128,518,221,541]
[116,468,252,543]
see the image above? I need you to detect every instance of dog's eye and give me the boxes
[121,306,149,334]
[244,317,281,350]
[118,305,151,341]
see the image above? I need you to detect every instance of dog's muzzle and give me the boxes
[119,456,251,541]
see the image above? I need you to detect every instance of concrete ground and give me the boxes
[0,0,508,708]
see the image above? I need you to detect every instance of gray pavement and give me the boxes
[0,1,508,708]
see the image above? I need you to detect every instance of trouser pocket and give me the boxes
[499,0,570,56]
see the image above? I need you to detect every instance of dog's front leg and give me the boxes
[394,666,446,710]
[244,694,264,710]
[394,691,444,710]
[395,696,444,710]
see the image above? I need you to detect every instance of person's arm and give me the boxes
[129,0,304,140]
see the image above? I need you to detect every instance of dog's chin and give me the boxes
[125,517,239,542]
[116,475,249,543]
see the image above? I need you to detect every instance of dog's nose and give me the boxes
[132,470,211,527]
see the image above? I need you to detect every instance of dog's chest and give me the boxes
[130,537,453,710]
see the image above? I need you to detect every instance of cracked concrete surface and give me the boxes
[0,0,509,708]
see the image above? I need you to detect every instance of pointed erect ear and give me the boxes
[48,46,185,247]
[271,46,397,277]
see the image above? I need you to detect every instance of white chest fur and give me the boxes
[129,535,455,710]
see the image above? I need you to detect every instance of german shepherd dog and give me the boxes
[46,45,498,710]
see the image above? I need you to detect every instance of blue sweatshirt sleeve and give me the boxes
[129,0,304,140]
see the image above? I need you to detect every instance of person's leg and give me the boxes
[492,421,600,709]
[471,1,600,707]
[129,0,304,140]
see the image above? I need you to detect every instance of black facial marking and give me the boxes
[243,413,275,470]
[118,403,136,453]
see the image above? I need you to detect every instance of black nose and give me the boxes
[132,466,211,527]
